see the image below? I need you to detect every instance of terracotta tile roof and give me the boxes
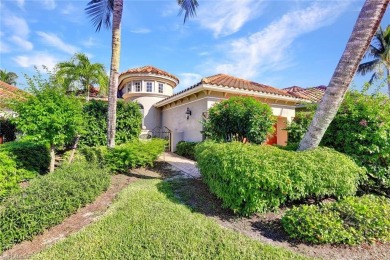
[284,85,326,102]
[120,65,179,83]
[0,80,27,101]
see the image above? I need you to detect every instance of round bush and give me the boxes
[282,195,390,245]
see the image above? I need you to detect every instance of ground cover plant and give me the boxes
[282,195,390,245]
[0,161,110,252]
[196,141,365,215]
[80,100,142,147]
[32,180,308,259]
[175,141,199,160]
[203,97,275,144]
[81,138,167,172]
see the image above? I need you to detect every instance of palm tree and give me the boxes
[298,0,389,151]
[357,25,390,96]
[85,0,198,148]
[0,69,18,85]
[55,53,108,100]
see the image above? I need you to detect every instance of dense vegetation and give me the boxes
[203,97,275,144]
[80,100,142,147]
[196,141,364,215]
[0,118,17,143]
[175,141,199,160]
[282,195,390,245]
[0,162,110,252]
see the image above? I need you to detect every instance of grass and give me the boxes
[33,179,309,259]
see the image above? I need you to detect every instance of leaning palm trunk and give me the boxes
[387,67,390,96]
[298,0,389,151]
[107,0,123,148]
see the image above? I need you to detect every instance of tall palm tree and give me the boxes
[298,0,389,151]
[55,53,108,100]
[0,69,18,85]
[85,0,198,148]
[357,25,390,96]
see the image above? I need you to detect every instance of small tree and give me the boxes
[12,73,83,172]
[203,97,275,144]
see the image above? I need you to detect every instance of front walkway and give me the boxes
[157,152,201,179]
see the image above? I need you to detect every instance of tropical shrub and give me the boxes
[0,118,17,143]
[81,139,167,172]
[80,100,142,147]
[203,97,275,144]
[0,141,50,174]
[284,111,313,146]
[0,151,20,199]
[176,141,199,160]
[282,195,390,245]
[195,141,364,215]
[0,161,110,252]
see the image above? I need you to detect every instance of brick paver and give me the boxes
[158,152,201,179]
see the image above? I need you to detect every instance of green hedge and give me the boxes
[176,141,199,160]
[195,141,365,215]
[0,141,50,174]
[80,139,167,172]
[0,161,110,252]
[282,195,390,245]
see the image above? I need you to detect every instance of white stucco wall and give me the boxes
[128,96,165,130]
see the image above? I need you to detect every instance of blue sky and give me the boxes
[0,0,389,93]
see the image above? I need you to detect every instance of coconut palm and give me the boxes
[357,25,390,96]
[85,0,198,148]
[0,69,18,85]
[298,0,389,151]
[55,53,108,100]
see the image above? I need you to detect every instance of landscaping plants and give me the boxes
[195,141,365,215]
[282,195,390,245]
[175,141,199,160]
[0,162,110,252]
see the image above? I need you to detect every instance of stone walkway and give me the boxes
[157,152,201,179]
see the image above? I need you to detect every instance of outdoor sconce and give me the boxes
[185,107,192,120]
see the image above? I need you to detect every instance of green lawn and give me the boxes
[33,180,309,259]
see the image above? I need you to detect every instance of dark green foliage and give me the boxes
[0,162,110,252]
[81,139,167,172]
[284,111,313,146]
[203,97,275,144]
[282,195,390,245]
[175,141,199,160]
[0,141,50,174]
[195,141,364,216]
[80,100,142,147]
[0,118,17,142]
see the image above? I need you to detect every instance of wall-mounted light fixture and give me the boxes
[185,107,192,120]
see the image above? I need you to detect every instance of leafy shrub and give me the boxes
[0,141,50,174]
[203,97,275,144]
[80,100,142,147]
[0,118,17,143]
[195,141,364,215]
[81,139,167,172]
[284,111,313,146]
[0,151,19,199]
[176,141,199,160]
[282,195,390,245]
[0,161,110,252]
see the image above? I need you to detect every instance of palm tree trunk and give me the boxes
[107,0,123,148]
[298,0,389,151]
[387,66,390,97]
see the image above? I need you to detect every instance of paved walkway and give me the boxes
[158,152,201,179]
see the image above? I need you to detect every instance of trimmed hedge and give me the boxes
[176,141,199,160]
[282,195,390,245]
[80,138,167,172]
[195,141,365,215]
[0,161,110,252]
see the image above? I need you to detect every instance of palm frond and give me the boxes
[177,0,199,23]
[357,59,380,76]
[85,0,114,32]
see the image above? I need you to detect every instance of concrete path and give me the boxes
[158,152,201,179]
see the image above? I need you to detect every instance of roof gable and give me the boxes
[120,65,179,83]
[284,85,326,102]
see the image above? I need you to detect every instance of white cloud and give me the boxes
[37,31,78,55]
[13,52,59,71]
[62,3,76,15]
[197,0,263,37]
[11,35,33,51]
[4,15,29,38]
[16,0,25,9]
[0,41,11,53]
[82,37,97,48]
[130,28,151,34]
[175,72,203,92]
[43,0,56,10]
[205,1,350,80]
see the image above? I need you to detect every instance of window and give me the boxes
[127,83,132,92]
[158,83,164,93]
[146,82,154,92]
[134,81,141,92]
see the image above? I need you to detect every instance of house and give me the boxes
[0,80,27,118]
[118,66,310,151]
